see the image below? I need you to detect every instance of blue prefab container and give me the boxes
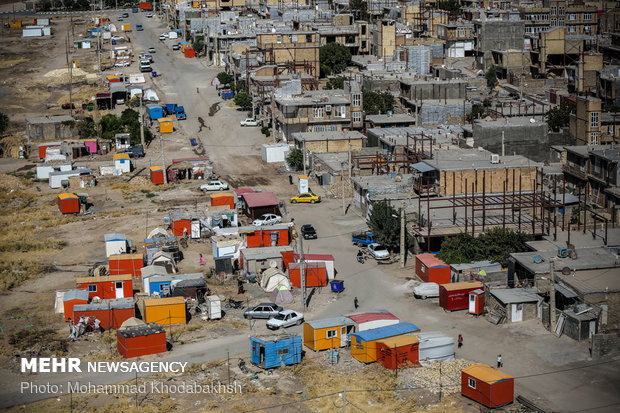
[146,104,163,120]
[250,336,302,369]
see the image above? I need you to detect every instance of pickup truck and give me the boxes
[136,24,143,31]
[352,231,376,247]
[174,106,186,120]
[120,145,145,158]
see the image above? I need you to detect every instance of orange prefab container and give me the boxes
[76,274,133,300]
[439,281,484,311]
[9,20,22,28]
[246,226,290,248]
[461,364,514,408]
[158,117,173,133]
[210,192,235,209]
[281,250,294,269]
[171,218,191,236]
[62,290,90,322]
[184,47,196,58]
[289,262,327,288]
[415,253,450,284]
[73,298,135,329]
[469,289,485,315]
[58,193,80,214]
[141,296,186,325]
[303,317,355,351]
[150,166,165,185]
[109,253,144,278]
[376,334,420,370]
[117,323,166,359]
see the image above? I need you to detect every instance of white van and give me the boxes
[413,282,440,299]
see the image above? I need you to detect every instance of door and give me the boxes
[537,298,543,320]
[588,320,596,338]
[512,303,523,322]
[468,294,476,313]
[259,344,265,366]
[270,231,279,246]
[115,281,123,299]
[340,326,347,347]
[190,220,201,239]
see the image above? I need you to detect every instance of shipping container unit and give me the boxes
[109,253,144,278]
[469,289,485,315]
[350,322,421,364]
[169,211,191,236]
[104,233,127,258]
[414,332,456,363]
[142,273,203,296]
[376,334,420,370]
[138,1,153,10]
[250,336,302,369]
[289,262,328,287]
[303,317,356,351]
[294,254,335,279]
[439,282,484,311]
[58,192,80,214]
[146,103,163,120]
[76,274,133,300]
[347,311,400,332]
[113,153,131,174]
[62,289,89,322]
[117,323,166,359]
[184,47,196,58]
[461,364,514,408]
[150,166,165,184]
[244,224,291,248]
[73,298,135,329]
[415,253,450,284]
[140,296,186,325]
[158,117,173,134]
[210,192,235,209]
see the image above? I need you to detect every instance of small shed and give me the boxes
[439,281,484,311]
[303,317,355,351]
[104,233,127,258]
[140,296,186,325]
[113,153,131,174]
[109,253,144,278]
[241,192,279,220]
[250,336,302,369]
[205,295,221,320]
[73,298,135,329]
[62,289,89,322]
[150,166,165,184]
[37,142,63,160]
[171,278,207,299]
[158,117,173,133]
[210,192,235,209]
[58,192,80,214]
[350,322,421,363]
[376,334,420,370]
[76,274,133,300]
[289,262,328,288]
[294,254,336,280]
[469,289,485,315]
[414,332,456,364]
[487,288,540,323]
[117,323,166,359]
[240,246,293,274]
[143,273,203,296]
[461,364,514,408]
[561,306,599,341]
[169,211,191,236]
[348,311,400,332]
[145,103,163,120]
[415,253,450,284]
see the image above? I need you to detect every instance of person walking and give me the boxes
[497,354,502,368]
[199,253,205,266]
[354,297,359,310]
[458,334,463,349]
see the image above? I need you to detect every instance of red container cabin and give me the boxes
[415,253,450,284]
[170,212,191,236]
[58,193,80,214]
[76,274,133,300]
[138,1,152,10]
[117,323,166,359]
[109,253,144,278]
[245,224,291,248]
[439,281,483,311]
[376,334,419,370]
[210,192,235,209]
[289,262,327,287]
[461,364,514,408]
[62,289,89,322]
[468,288,485,315]
[184,47,195,58]
[73,298,135,329]
[149,166,165,185]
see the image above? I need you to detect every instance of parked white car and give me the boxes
[367,243,390,260]
[146,13,153,18]
[252,214,282,226]
[413,282,440,299]
[240,118,259,126]
[266,310,304,330]
[159,34,166,40]
[200,180,229,191]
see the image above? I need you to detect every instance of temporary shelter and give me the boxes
[376,334,420,370]
[350,322,421,363]
[487,288,540,323]
[58,193,80,214]
[171,278,207,299]
[109,253,144,278]
[113,153,131,174]
[270,288,294,305]
[117,323,166,358]
[143,273,203,296]
[146,103,163,120]
[294,254,335,279]
[303,317,356,351]
[76,274,133,300]
[73,298,135,329]
[62,289,89,322]
[461,364,514,408]
[240,246,294,274]
[151,251,178,273]
[210,193,235,209]
[140,296,186,325]
[169,211,191,236]
[415,253,450,284]
[289,262,328,288]
[119,317,145,329]
[469,289,485,315]
[439,281,484,311]
[241,192,279,220]
[250,336,302,369]
[244,224,291,248]
[158,117,173,133]
[414,332,456,364]
[150,166,165,184]
[348,311,399,332]
[104,233,127,257]
[260,267,291,292]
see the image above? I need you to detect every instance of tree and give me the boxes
[217,72,233,86]
[485,65,498,89]
[286,148,303,170]
[77,120,98,138]
[437,0,461,14]
[367,200,401,252]
[546,101,575,132]
[233,92,252,110]
[319,43,352,78]
[234,79,247,94]
[0,112,8,134]
[363,90,394,115]
[349,0,367,20]
[325,76,345,90]
[99,114,124,140]
[194,35,205,57]
[120,108,139,125]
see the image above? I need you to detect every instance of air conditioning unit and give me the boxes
[557,247,569,258]
[325,104,332,113]
[491,154,500,164]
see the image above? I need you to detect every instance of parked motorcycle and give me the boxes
[357,250,365,264]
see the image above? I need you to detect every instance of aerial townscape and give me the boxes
[0,0,619,411]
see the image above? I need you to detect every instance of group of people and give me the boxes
[67,316,103,341]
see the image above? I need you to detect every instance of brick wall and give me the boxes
[591,333,620,359]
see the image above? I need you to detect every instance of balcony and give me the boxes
[562,163,588,181]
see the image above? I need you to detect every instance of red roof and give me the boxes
[242,192,279,208]
[348,312,399,324]
[234,188,255,195]
[294,254,335,261]
[416,253,449,268]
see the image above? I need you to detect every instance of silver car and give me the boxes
[243,303,283,319]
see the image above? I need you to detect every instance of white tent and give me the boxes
[143,88,159,102]
[271,288,294,305]
[260,267,291,292]
[151,251,178,273]
[148,227,169,239]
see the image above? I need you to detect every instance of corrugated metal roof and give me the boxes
[289,262,325,270]
[442,281,483,292]
[63,289,89,302]
[242,191,279,208]
[416,253,449,268]
[490,288,540,304]
[351,322,420,342]
[376,334,419,348]
[554,283,578,299]
[74,297,134,311]
[410,162,436,173]
[306,317,354,329]
[462,364,513,383]
[348,311,399,324]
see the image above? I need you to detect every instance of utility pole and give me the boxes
[501,131,505,157]
[549,259,556,331]
[139,94,145,147]
[159,134,168,184]
[341,162,345,215]
[342,387,347,413]
[400,200,406,268]
[302,140,307,176]
[299,234,306,309]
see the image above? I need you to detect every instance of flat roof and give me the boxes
[26,115,75,124]
[490,287,540,304]
[306,317,355,329]
[366,114,416,124]
[292,131,365,142]
[511,247,620,274]
[462,364,513,383]
[556,268,620,295]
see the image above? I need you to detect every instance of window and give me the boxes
[569,25,576,33]
[607,125,615,135]
[313,125,325,132]
[353,111,362,123]
[551,19,557,27]
[457,27,466,38]
[116,281,122,288]
[362,40,367,49]
[159,284,166,291]
[339,106,346,118]
[276,34,282,43]
[584,13,592,21]
[568,14,576,21]
[326,329,338,338]
[559,18,564,27]
[88,285,97,292]
[468,378,476,389]
[591,112,599,128]
[361,25,366,35]
[306,34,313,42]
[313,106,324,118]
[590,132,599,145]
[584,25,591,33]
[550,6,556,16]
[291,34,298,43]
[559,6,565,16]
[352,93,361,107]
[276,348,289,356]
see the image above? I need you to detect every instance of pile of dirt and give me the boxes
[397,359,475,396]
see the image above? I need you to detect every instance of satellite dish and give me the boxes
[562,267,571,275]
[533,255,543,264]
[269,260,278,268]
[92,296,101,303]
[530,118,536,123]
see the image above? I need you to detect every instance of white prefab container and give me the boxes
[206,296,221,320]
[104,233,127,257]
[414,332,456,365]
[36,17,50,26]
[167,31,178,39]
[36,164,54,180]
[348,311,400,332]
[42,27,51,36]
[23,27,43,37]
[49,170,81,188]
[261,143,291,163]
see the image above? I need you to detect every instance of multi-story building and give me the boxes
[306,14,371,56]
[597,66,620,106]
[519,0,600,35]
[473,17,525,69]
[569,96,602,146]
[256,30,320,79]
[437,21,475,58]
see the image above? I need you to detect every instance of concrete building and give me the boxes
[519,1,600,36]
[437,21,475,58]
[569,96,602,145]
[26,115,75,142]
[473,17,525,69]
[292,131,365,153]
[597,66,620,106]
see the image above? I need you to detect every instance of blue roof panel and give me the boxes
[351,322,420,342]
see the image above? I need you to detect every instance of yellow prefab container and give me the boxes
[122,24,131,31]
[142,296,186,325]
[303,317,355,351]
[158,117,173,133]
[9,21,22,28]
